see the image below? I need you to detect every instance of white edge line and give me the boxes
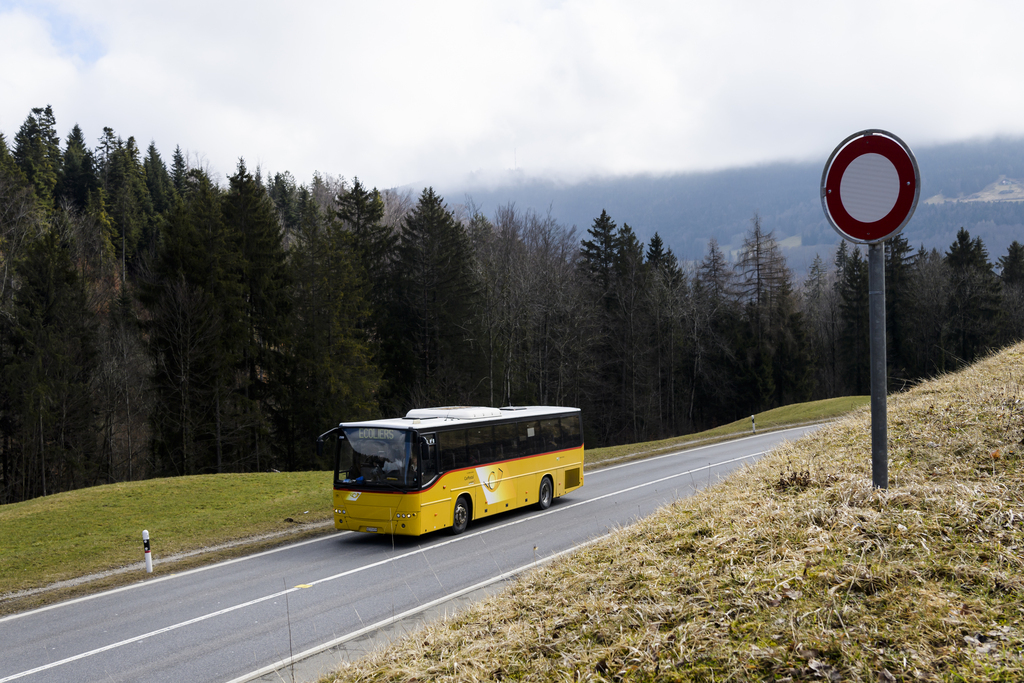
[225,432,810,683]
[0,586,295,683]
[2,427,816,681]
[590,424,812,474]
[4,424,811,626]
[224,537,607,683]
[0,530,350,625]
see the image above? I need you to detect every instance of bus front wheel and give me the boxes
[452,496,470,535]
[537,475,553,510]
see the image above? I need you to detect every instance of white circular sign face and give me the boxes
[821,129,920,244]
[839,153,900,223]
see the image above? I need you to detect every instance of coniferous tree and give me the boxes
[999,241,1024,342]
[734,214,810,410]
[838,247,870,394]
[645,232,667,267]
[268,171,300,237]
[97,287,151,483]
[802,253,842,398]
[83,186,117,266]
[686,238,740,428]
[609,222,650,442]
[55,125,99,212]
[13,105,62,211]
[580,209,618,302]
[147,273,223,476]
[336,178,394,344]
[222,159,292,471]
[0,140,42,502]
[885,233,916,387]
[579,210,629,441]
[700,238,735,304]
[310,174,394,419]
[143,142,173,215]
[736,215,780,406]
[944,227,1000,364]
[139,142,172,261]
[905,247,950,377]
[102,134,154,278]
[170,146,187,194]
[281,188,379,468]
[142,169,241,475]
[4,229,99,498]
[95,127,118,189]
[645,232,685,436]
[0,134,38,305]
[0,132,20,178]
[834,240,849,274]
[999,241,1024,286]
[338,178,390,263]
[394,188,481,407]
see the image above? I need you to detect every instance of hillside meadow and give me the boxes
[318,344,1024,682]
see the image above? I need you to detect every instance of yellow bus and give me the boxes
[318,406,584,535]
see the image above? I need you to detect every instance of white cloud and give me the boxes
[2,0,1022,189]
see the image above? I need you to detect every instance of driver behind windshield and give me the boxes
[381,443,404,476]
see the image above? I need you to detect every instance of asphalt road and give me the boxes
[0,426,819,683]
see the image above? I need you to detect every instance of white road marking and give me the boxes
[1,426,814,682]
[0,531,348,626]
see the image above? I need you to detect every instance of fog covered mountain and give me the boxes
[441,137,1024,273]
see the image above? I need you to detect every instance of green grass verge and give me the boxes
[0,395,868,605]
[585,395,869,465]
[0,472,334,598]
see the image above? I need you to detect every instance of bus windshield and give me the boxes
[335,427,417,489]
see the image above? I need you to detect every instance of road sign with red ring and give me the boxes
[821,129,920,244]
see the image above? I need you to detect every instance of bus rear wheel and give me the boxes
[537,475,553,510]
[451,496,470,535]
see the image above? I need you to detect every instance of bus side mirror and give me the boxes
[316,427,343,462]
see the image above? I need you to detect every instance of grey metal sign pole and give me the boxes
[868,242,887,488]
[821,129,919,490]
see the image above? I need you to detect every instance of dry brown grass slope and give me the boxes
[320,343,1024,682]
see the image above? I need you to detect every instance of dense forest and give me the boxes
[2,105,1024,504]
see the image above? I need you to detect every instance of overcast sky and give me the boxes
[2,0,1022,191]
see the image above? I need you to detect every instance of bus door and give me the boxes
[417,433,451,531]
[471,423,517,516]
[516,419,544,504]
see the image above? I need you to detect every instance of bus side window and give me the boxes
[440,430,466,471]
[444,430,470,469]
[561,415,581,448]
[540,419,562,450]
[467,425,494,465]
[420,434,438,480]
[493,422,517,460]
[518,420,541,456]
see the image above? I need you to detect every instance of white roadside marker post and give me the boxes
[143,530,153,573]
